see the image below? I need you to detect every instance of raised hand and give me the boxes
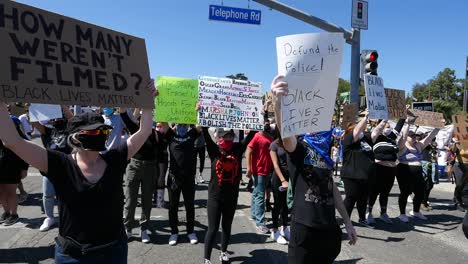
[270,75,288,97]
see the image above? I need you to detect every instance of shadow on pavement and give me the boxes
[0,245,54,264]
[335,258,364,263]
[230,248,287,264]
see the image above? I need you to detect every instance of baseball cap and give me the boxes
[66,112,112,134]
[217,128,234,138]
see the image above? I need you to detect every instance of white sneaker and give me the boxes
[169,234,178,246]
[198,173,205,184]
[141,230,150,243]
[204,259,212,264]
[379,213,393,224]
[366,213,375,225]
[126,229,133,239]
[398,214,409,223]
[410,211,427,220]
[39,217,55,232]
[407,195,413,203]
[219,252,230,262]
[282,226,291,241]
[188,232,198,244]
[271,230,288,245]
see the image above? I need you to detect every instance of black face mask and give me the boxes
[74,133,108,151]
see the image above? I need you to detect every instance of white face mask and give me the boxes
[383,128,392,136]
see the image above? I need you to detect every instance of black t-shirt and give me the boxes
[46,144,128,245]
[341,132,375,180]
[289,141,336,228]
[270,140,290,188]
[166,128,199,178]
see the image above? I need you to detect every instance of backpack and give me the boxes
[215,151,239,186]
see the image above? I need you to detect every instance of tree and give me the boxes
[226,73,248,80]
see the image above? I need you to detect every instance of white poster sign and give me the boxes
[29,104,63,122]
[364,75,389,120]
[276,33,344,138]
[198,76,264,131]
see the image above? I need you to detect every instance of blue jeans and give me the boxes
[251,175,268,227]
[431,162,439,184]
[42,177,56,219]
[55,239,128,264]
[438,165,446,179]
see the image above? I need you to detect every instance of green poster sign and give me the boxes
[155,76,198,124]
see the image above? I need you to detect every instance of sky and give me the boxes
[13,0,468,94]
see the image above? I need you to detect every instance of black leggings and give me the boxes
[396,164,424,214]
[272,185,288,229]
[422,162,434,205]
[204,196,237,260]
[342,178,368,220]
[288,221,342,264]
[167,176,195,234]
[368,164,396,214]
[195,146,206,174]
[157,161,168,189]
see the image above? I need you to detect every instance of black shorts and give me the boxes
[0,170,23,184]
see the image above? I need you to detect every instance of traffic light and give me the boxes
[357,2,363,19]
[361,50,379,76]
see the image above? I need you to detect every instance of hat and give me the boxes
[66,112,111,134]
[217,128,234,137]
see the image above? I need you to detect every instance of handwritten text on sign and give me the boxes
[385,88,406,119]
[198,76,264,131]
[0,1,151,107]
[364,75,388,120]
[408,109,445,128]
[155,76,198,124]
[276,33,344,138]
[452,115,468,149]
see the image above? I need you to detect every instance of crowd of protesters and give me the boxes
[0,76,467,264]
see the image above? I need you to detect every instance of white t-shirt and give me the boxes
[19,113,33,137]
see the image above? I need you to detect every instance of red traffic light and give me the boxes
[366,51,378,62]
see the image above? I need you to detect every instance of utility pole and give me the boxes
[253,0,361,105]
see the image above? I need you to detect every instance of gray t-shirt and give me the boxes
[103,114,126,150]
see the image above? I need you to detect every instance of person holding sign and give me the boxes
[271,75,357,264]
[0,81,157,263]
[397,121,440,223]
[201,126,256,264]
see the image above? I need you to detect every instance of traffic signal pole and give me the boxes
[253,0,361,105]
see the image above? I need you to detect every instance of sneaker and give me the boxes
[358,219,374,228]
[39,217,56,232]
[379,213,393,224]
[407,195,413,203]
[17,193,29,204]
[398,214,409,223]
[198,173,205,184]
[219,252,230,263]
[169,234,178,246]
[188,233,198,244]
[126,229,133,239]
[421,204,432,211]
[366,213,375,225]
[0,212,11,224]
[141,230,150,243]
[410,211,427,220]
[282,226,291,241]
[3,214,19,226]
[204,259,212,264]
[256,225,270,235]
[271,231,287,245]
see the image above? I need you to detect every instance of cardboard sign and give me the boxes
[276,33,344,138]
[265,91,275,113]
[364,75,388,120]
[385,88,406,119]
[408,109,445,128]
[198,76,264,131]
[155,76,198,124]
[28,103,62,122]
[413,102,434,112]
[452,115,468,149]
[340,104,358,127]
[0,1,152,107]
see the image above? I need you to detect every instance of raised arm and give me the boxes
[126,80,157,160]
[0,103,48,173]
[371,120,387,143]
[202,127,219,159]
[120,107,139,134]
[271,75,297,152]
[420,128,440,149]
[353,109,369,143]
[61,105,74,120]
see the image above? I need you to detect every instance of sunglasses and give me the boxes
[79,129,110,136]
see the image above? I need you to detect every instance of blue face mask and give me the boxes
[176,125,188,137]
[103,107,114,116]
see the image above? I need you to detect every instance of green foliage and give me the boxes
[434,101,462,123]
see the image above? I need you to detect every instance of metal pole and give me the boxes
[464,56,467,113]
[253,0,353,44]
[350,29,360,106]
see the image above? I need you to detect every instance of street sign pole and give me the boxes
[253,0,362,106]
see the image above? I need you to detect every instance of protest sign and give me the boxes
[452,115,468,149]
[265,91,275,113]
[0,0,152,107]
[340,104,358,127]
[28,103,62,122]
[276,33,344,138]
[408,109,445,128]
[364,75,388,120]
[413,102,434,112]
[155,76,198,124]
[198,76,264,131]
[384,88,406,119]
